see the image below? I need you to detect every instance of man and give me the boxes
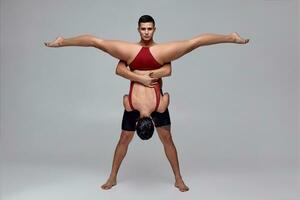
[44,15,249,192]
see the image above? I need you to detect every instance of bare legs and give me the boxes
[151,32,249,63]
[44,35,140,63]
[156,125,189,192]
[101,131,134,190]
[44,32,249,64]
[101,126,189,192]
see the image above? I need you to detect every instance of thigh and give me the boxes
[123,95,133,112]
[156,92,169,113]
[150,40,194,64]
[121,110,140,131]
[151,108,171,128]
[94,39,141,63]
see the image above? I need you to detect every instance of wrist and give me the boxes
[136,74,144,83]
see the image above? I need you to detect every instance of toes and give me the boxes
[101,182,116,190]
[101,185,111,190]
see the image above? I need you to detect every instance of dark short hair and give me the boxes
[136,117,154,140]
[138,15,155,27]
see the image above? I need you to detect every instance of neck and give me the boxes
[139,39,155,47]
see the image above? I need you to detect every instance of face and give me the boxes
[138,22,156,41]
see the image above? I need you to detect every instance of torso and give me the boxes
[129,70,161,113]
[127,45,163,113]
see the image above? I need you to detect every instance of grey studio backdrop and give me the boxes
[0,0,299,199]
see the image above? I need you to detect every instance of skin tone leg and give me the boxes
[156,125,189,192]
[101,124,189,192]
[44,32,249,65]
[156,93,170,113]
[151,32,249,64]
[44,35,141,64]
[101,131,135,190]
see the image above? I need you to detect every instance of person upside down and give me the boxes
[121,62,170,140]
[44,14,249,192]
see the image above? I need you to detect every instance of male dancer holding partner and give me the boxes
[44,15,249,192]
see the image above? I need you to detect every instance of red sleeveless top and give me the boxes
[128,47,162,70]
[128,47,162,112]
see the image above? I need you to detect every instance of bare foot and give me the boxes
[44,36,64,47]
[230,32,249,44]
[175,179,189,192]
[101,177,117,190]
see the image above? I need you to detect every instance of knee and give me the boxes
[162,135,173,146]
[158,131,173,146]
[163,93,170,102]
[119,131,134,146]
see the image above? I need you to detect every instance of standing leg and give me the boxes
[101,131,134,190]
[44,35,141,63]
[156,125,189,192]
[151,32,249,63]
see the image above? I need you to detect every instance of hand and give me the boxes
[149,72,155,78]
[139,74,159,87]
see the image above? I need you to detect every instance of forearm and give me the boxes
[150,68,170,79]
[116,63,142,82]
[150,63,172,79]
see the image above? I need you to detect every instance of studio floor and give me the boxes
[1,160,298,200]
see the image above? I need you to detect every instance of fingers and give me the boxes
[149,81,158,87]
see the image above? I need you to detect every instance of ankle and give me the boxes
[109,174,117,180]
[175,175,183,181]
[227,33,235,43]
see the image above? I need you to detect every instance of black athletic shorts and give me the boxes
[121,108,171,131]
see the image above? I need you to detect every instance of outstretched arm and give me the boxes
[115,61,171,87]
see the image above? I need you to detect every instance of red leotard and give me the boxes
[127,46,162,111]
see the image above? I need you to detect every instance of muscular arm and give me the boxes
[148,62,172,79]
[115,61,172,87]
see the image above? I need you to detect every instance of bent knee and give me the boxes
[123,95,128,101]
[163,93,170,101]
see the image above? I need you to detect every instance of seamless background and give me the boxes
[1,0,299,200]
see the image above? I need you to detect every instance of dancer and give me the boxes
[120,60,170,140]
[44,15,249,192]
